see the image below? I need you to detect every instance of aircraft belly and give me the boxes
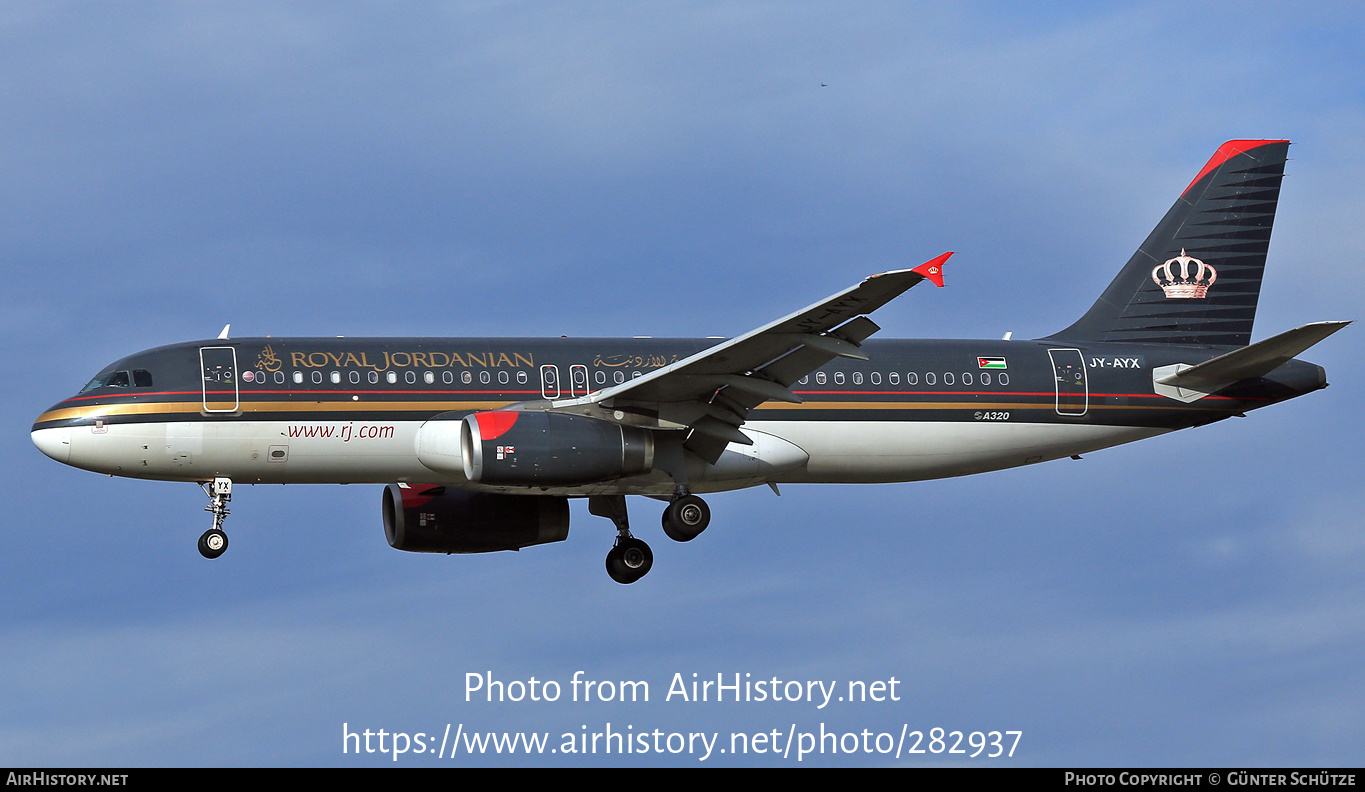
[750,420,1168,483]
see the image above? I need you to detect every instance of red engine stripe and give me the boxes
[476,411,520,441]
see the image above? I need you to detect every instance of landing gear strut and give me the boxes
[590,495,653,584]
[198,477,232,559]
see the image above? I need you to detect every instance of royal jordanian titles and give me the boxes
[31,141,1348,583]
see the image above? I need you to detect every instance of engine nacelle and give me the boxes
[458,411,654,486]
[382,484,569,554]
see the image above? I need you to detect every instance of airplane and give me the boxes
[31,139,1348,584]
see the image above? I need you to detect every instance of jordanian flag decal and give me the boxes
[977,357,1007,370]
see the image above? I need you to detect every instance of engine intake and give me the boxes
[382,484,569,553]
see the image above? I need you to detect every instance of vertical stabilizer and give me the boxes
[1048,140,1289,346]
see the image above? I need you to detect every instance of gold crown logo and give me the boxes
[1152,249,1216,298]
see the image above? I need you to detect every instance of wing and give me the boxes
[550,253,952,463]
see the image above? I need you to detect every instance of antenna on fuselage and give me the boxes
[217,324,230,340]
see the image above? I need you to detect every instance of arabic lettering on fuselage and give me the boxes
[592,353,678,369]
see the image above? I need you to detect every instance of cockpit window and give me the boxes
[79,368,150,392]
[81,370,132,392]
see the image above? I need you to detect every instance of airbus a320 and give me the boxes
[32,140,1346,583]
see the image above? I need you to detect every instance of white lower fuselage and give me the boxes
[31,419,1168,496]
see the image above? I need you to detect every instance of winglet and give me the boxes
[911,252,952,287]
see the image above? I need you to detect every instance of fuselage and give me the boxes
[30,335,1327,496]
[25,140,1342,584]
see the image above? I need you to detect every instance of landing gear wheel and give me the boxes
[198,528,228,559]
[661,494,710,542]
[605,537,653,584]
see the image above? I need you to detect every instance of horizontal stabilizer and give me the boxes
[1153,321,1349,399]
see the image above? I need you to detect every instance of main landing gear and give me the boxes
[606,536,653,585]
[661,494,710,542]
[198,477,232,559]
[590,491,712,584]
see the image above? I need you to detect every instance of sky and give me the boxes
[2,1,1362,767]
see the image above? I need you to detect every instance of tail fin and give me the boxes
[1047,140,1290,347]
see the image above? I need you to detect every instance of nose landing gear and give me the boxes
[198,477,232,559]
[198,527,228,559]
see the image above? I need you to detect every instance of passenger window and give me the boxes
[462,371,472,384]
[852,372,863,385]
[330,371,341,384]
[799,376,809,385]
[369,371,380,384]
[479,371,490,384]
[870,372,881,385]
[387,371,398,384]
[293,371,303,384]
[312,371,323,384]
[981,372,991,385]
[908,372,919,385]
[349,371,360,385]
[834,372,845,384]
[889,372,900,385]
[926,372,936,385]
[816,372,827,385]
[133,369,154,387]
[498,371,509,384]
[405,371,416,384]
[944,372,954,385]
[614,371,625,384]
[424,372,435,384]
[962,372,973,385]
[517,371,528,384]
[442,371,453,384]
[999,373,1010,385]
[595,371,606,385]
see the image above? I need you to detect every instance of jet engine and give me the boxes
[454,411,654,486]
[382,484,569,553]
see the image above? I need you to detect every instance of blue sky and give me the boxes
[2,2,1361,766]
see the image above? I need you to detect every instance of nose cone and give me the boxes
[32,426,72,464]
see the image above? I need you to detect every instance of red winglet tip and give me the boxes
[912,251,952,287]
